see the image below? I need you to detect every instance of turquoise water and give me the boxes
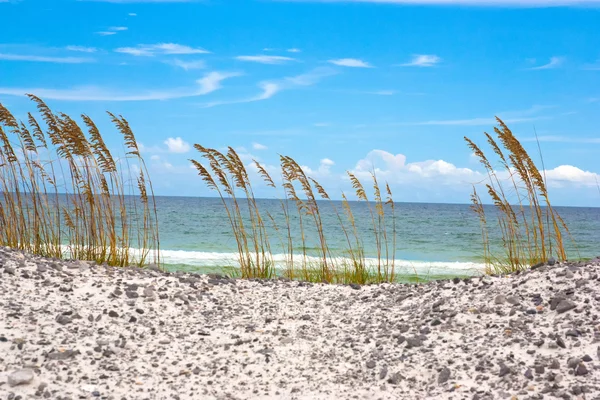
[153,196,600,275]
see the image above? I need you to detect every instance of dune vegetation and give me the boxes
[465,118,572,275]
[0,98,572,282]
[0,96,159,267]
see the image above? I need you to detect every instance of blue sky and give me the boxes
[1,0,600,206]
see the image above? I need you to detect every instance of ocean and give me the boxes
[153,196,600,276]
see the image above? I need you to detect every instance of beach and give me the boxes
[1,246,598,399]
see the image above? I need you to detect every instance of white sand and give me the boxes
[0,247,598,399]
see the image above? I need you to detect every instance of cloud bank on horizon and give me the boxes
[1,0,599,206]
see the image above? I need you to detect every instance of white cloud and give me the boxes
[116,43,210,56]
[66,46,98,53]
[288,0,600,6]
[285,67,338,86]
[168,59,206,70]
[0,53,94,63]
[287,48,302,53]
[96,26,128,36]
[202,67,337,108]
[128,12,137,16]
[350,150,600,198]
[203,82,281,108]
[301,158,336,177]
[150,155,161,161]
[235,55,296,64]
[529,56,564,70]
[252,142,268,150]
[0,71,240,101]
[328,58,372,68]
[399,54,441,67]
[544,165,600,187]
[164,137,191,153]
[352,150,481,186]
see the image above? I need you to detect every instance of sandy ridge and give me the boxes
[1,247,599,399]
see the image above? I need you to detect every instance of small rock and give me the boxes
[387,372,402,385]
[524,369,534,380]
[556,337,566,349]
[498,363,511,377]
[55,315,72,325]
[108,311,119,318]
[405,337,422,348]
[379,366,388,380]
[556,300,576,314]
[366,360,376,369]
[494,295,506,305]
[575,363,589,376]
[567,357,581,369]
[438,367,450,384]
[47,350,78,360]
[565,270,574,279]
[7,369,34,387]
[506,296,520,305]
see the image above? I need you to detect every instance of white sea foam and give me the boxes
[154,249,485,275]
[57,245,485,275]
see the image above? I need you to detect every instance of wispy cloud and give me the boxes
[66,46,98,53]
[328,58,372,68]
[395,105,555,126]
[203,82,281,108]
[405,116,548,126]
[287,48,301,53]
[202,67,338,108]
[128,12,137,16]
[96,26,128,36]
[116,43,210,56]
[168,59,206,70]
[252,142,268,150]
[399,54,441,67]
[529,56,564,70]
[235,55,296,64]
[0,71,239,101]
[520,135,600,144]
[283,0,600,6]
[0,53,94,64]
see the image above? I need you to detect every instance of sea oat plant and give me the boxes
[466,117,571,273]
[0,96,159,267]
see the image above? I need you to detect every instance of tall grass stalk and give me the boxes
[465,117,572,273]
[0,96,159,267]
[191,144,398,283]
